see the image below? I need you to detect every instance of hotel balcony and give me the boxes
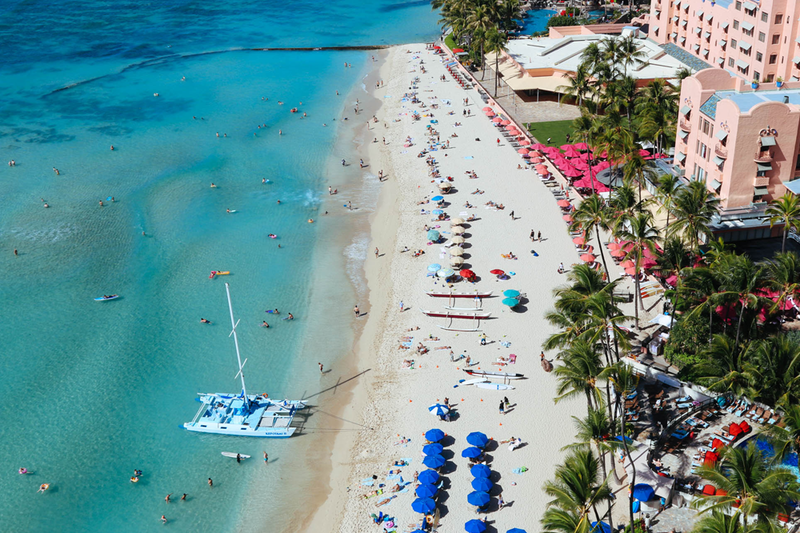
[754,150,773,163]
[679,117,692,132]
[714,142,727,158]
[754,176,770,187]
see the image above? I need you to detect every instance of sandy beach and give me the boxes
[300,43,592,533]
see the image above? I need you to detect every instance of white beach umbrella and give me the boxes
[450,217,465,224]
[450,257,464,266]
[452,226,465,235]
[450,235,465,244]
[450,248,464,256]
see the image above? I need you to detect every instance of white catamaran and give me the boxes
[183,283,306,438]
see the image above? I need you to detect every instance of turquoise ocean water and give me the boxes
[0,1,438,531]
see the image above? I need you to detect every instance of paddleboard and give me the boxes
[221,452,250,459]
[475,383,515,390]
[94,295,119,301]
[458,378,489,386]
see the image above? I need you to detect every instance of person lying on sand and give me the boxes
[376,495,396,506]
[363,489,384,499]
[402,359,415,367]
[394,437,410,446]
[407,326,420,331]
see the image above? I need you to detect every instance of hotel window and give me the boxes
[736,1,741,9]
[770,54,777,64]
[731,38,738,48]
[698,167,706,182]
[761,12,769,22]
[796,154,800,171]
[759,32,765,42]
[734,20,740,29]
[699,143,708,159]
[702,119,709,134]
[757,52,763,62]
[729,57,736,67]
[772,34,780,44]
[775,14,783,24]
[754,71,760,81]
[765,74,774,82]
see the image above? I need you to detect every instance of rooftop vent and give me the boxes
[785,96,790,104]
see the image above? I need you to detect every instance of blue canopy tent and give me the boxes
[591,521,612,533]
[632,483,656,501]
[507,529,528,533]
[422,454,446,469]
[466,432,489,447]
[467,491,491,507]
[418,469,440,485]
[411,497,436,514]
[425,428,445,442]
[461,446,483,458]
[470,464,491,478]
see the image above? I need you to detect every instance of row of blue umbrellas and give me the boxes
[412,429,447,517]
[502,289,521,308]
[463,521,526,533]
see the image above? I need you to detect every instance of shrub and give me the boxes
[664,311,710,369]
[547,15,580,28]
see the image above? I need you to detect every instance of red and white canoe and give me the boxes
[421,310,491,319]
[426,291,493,299]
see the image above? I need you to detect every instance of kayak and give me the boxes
[94,295,119,301]
[221,452,250,459]
[209,271,230,279]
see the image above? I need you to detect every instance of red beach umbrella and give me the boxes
[460,268,475,279]
[489,269,505,275]
[562,214,573,222]
[482,107,493,112]
[572,237,586,245]
[557,199,571,207]
[492,117,502,123]
[581,253,596,263]
[452,48,465,53]
[711,438,725,450]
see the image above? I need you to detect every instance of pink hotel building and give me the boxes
[649,0,800,239]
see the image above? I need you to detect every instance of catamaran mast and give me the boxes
[225,283,249,404]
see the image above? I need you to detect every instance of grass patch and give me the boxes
[444,33,457,50]
[526,120,575,146]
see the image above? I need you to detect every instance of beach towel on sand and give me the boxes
[361,478,375,486]
[512,467,529,474]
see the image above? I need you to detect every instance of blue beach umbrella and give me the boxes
[432,209,444,215]
[422,454,446,468]
[411,497,436,514]
[428,404,449,416]
[467,490,491,507]
[437,268,455,278]
[461,446,483,458]
[502,298,520,307]
[465,519,487,533]
[428,263,442,272]
[431,195,444,202]
[471,477,493,492]
[503,289,520,298]
[425,428,445,442]
[507,530,528,533]
[632,483,656,501]
[418,469,440,485]
[415,483,438,498]
[591,522,612,533]
[470,464,491,478]
[466,432,489,447]
[427,229,440,241]
[423,443,444,456]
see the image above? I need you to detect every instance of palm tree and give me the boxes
[691,511,758,533]
[541,508,591,533]
[616,35,646,77]
[715,254,767,351]
[654,236,692,328]
[573,112,599,189]
[670,180,720,252]
[766,193,800,253]
[693,443,800,526]
[580,42,604,74]
[748,336,800,408]
[766,251,800,314]
[606,362,639,530]
[564,407,621,483]
[559,63,593,107]
[543,449,612,528]
[635,79,678,155]
[554,341,606,411]
[693,334,756,397]
[681,266,723,344]
[570,194,611,276]
[615,211,660,325]
[653,174,682,234]
[764,404,800,462]
[484,26,508,97]
[623,152,656,204]
[465,5,494,79]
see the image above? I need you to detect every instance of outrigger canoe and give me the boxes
[421,310,491,319]
[464,369,525,380]
[426,290,492,298]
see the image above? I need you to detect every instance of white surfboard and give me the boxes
[458,378,489,386]
[475,383,515,391]
[221,452,250,459]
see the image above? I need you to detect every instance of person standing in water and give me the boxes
[263,452,269,465]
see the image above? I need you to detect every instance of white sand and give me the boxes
[307,44,590,533]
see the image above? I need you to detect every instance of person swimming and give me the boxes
[200,318,211,324]
[261,321,269,328]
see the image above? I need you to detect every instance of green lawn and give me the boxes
[526,120,576,147]
[444,33,457,50]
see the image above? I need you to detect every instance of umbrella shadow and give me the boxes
[485,440,499,452]
[441,449,456,461]
[440,435,456,448]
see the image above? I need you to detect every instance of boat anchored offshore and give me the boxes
[183,283,306,438]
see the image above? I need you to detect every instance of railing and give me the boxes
[754,150,773,163]
[679,117,692,131]
[715,143,728,158]
[754,175,770,187]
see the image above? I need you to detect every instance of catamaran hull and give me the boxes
[183,423,296,438]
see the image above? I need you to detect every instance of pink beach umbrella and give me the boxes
[563,166,582,178]
[517,148,529,155]
[665,274,678,286]
[531,143,546,150]
[610,249,626,258]
[535,164,549,174]
[519,139,531,146]
[572,236,586,245]
[529,157,544,164]
[639,149,650,156]
[500,120,511,126]
[484,110,495,117]
[581,253,596,263]
[607,242,621,250]
[573,142,589,150]
[625,267,637,276]
[562,214,574,222]
[564,147,581,158]
[482,107,493,112]
[557,199,571,207]
[642,258,658,270]
[560,144,575,151]
[572,160,589,170]
[620,260,635,269]
[492,117,503,123]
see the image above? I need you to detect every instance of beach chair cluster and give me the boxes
[725,399,782,425]
[443,60,472,89]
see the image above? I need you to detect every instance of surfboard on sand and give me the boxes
[457,378,489,387]
[221,452,250,459]
[475,383,515,391]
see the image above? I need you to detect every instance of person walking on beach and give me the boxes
[499,401,505,415]
[375,247,379,258]
[328,186,332,195]
[498,493,506,510]
[496,138,500,147]
[537,231,541,241]
[318,362,324,373]
[353,305,360,317]
[509,210,514,220]
[480,334,487,346]
[399,301,404,312]
[503,396,510,411]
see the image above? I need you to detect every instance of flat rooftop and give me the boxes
[505,35,688,80]
[712,88,800,113]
